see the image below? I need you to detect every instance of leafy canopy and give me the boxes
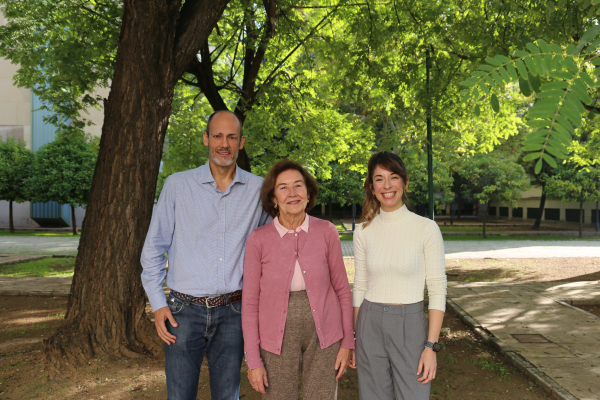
[27,136,97,208]
[0,137,34,203]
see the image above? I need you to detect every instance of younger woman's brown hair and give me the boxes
[260,159,319,218]
[361,152,409,228]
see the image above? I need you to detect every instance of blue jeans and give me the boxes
[165,292,244,400]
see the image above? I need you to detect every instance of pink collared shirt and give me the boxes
[242,215,355,370]
[273,216,307,291]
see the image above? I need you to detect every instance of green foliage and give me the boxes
[0,137,34,203]
[461,25,600,171]
[545,163,600,204]
[404,150,454,211]
[317,163,364,206]
[27,136,97,208]
[461,153,530,207]
[0,0,121,132]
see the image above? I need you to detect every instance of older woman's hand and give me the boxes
[248,367,269,394]
[334,348,352,381]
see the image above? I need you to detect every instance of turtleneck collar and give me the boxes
[377,204,408,225]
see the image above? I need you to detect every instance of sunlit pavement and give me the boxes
[340,240,600,259]
[448,281,600,399]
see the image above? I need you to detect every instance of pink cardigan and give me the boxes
[241,216,355,370]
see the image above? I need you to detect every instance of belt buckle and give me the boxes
[204,296,219,308]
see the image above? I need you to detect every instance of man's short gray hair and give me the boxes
[206,110,243,137]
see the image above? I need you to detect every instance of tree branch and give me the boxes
[171,0,230,85]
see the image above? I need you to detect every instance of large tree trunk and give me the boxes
[532,187,546,231]
[44,0,229,371]
[579,201,584,239]
[70,205,78,236]
[9,200,14,234]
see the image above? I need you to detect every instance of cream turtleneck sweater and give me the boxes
[352,204,447,312]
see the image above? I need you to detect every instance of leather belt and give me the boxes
[171,289,242,308]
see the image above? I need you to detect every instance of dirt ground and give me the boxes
[445,257,600,283]
[0,295,554,400]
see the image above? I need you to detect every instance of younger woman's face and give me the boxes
[370,165,408,212]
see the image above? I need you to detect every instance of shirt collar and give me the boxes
[199,161,247,185]
[273,214,310,238]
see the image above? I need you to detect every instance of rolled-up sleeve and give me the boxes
[352,226,367,308]
[423,220,447,312]
[241,232,264,370]
[326,224,355,350]
[141,177,176,312]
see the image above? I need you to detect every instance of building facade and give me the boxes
[0,11,107,228]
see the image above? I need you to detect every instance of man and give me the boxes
[141,110,270,400]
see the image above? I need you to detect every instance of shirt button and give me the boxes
[384,307,389,312]
[220,237,223,240]
[219,258,222,261]
[220,216,223,219]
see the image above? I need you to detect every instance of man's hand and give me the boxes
[248,367,269,394]
[154,306,178,345]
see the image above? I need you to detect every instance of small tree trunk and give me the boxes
[533,187,546,231]
[328,199,333,220]
[579,201,584,238]
[483,201,490,239]
[9,200,14,234]
[71,205,78,235]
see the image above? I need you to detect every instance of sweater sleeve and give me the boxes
[423,220,447,312]
[352,225,367,307]
[326,223,355,350]
[241,232,264,370]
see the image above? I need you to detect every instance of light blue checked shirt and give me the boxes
[141,162,271,311]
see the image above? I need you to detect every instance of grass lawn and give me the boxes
[0,257,75,277]
[339,234,353,241]
[0,230,79,237]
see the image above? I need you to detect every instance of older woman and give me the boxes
[242,159,355,399]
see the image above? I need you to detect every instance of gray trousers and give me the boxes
[356,300,430,400]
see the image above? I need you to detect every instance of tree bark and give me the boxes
[483,201,490,239]
[9,200,14,234]
[532,186,546,231]
[579,201,584,239]
[44,0,229,370]
[71,205,78,236]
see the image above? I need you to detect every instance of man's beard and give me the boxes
[209,146,239,167]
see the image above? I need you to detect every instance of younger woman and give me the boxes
[353,152,447,399]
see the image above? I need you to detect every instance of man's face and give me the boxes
[203,112,245,167]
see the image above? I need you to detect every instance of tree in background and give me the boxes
[0,137,34,233]
[461,154,530,238]
[27,136,97,235]
[403,150,454,215]
[546,164,600,238]
[317,163,365,221]
[522,160,557,231]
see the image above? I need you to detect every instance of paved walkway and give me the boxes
[0,237,79,255]
[341,240,600,259]
[1,236,598,259]
[448,281,600,399]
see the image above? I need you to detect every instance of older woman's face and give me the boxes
[273,169,308,217]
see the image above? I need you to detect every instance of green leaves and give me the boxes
[461,29,600,173]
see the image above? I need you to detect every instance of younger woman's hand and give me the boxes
[348,349,357,369]
[416,348,437,384]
